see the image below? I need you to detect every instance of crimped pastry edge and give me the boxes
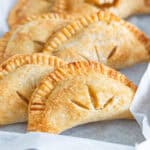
[28,61,137,131]
[0,53,65,79]
[19,12,73,25]
[8,0,70,28]
[1,12,74,65]
[44,11,150,55]
[30,61,137,105]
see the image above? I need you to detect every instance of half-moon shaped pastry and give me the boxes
[8,0,98,28]
[86,0,150,18]
[8,0,66,27]
[28,61,137,134]
[0,54,65,125]
[1,13,72,64]
[8,0,150,28]
[44,11,150,69]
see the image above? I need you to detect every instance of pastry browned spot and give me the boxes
[107,46,117,59]
[144,0,150,6]
[16,91,29,104]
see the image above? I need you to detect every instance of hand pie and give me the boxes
[44,11,150,69]
[1,13,72,63]
[0,54,65,125]
[8,0,68,27]
[86,0,150,18]
[8,0,150,28]
[28,61,137,134]
[8,0,98,28]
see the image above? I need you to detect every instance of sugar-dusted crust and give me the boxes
[3,12,72,62]
[0,53,65,79]
[0,54,65,125]
[8,0,150,28]
[4,13,73,62]
[44,11,150,69]
[8,0,99,28]
[28,61,136,133]
[45,11,150,53]
[8,0,63,28]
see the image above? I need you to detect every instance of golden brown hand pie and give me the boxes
[1,13,72,64]
[86,0,150,18]
[0,54,65,125]
[8,0,150,28]
[28,61,137,134]
[8,0,68,28]
[44,11,150,69]
[8,0,98,28]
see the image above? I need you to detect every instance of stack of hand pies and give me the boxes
[0,0,149,134]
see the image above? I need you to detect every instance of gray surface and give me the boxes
[63,120,143,145]
[0,120,144,146]
[128,15,150,35]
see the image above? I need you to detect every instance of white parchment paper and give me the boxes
[0,131,134,150]
[0,0,150,149]
[131,64,150,139]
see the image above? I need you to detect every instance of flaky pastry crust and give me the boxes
[0,54,65,125]
[44,11,150,69]
[1,13,73,63]
[8,0,98,28]
[8,0,150,28]
[8,0,62,28]
[28,61,136,133]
